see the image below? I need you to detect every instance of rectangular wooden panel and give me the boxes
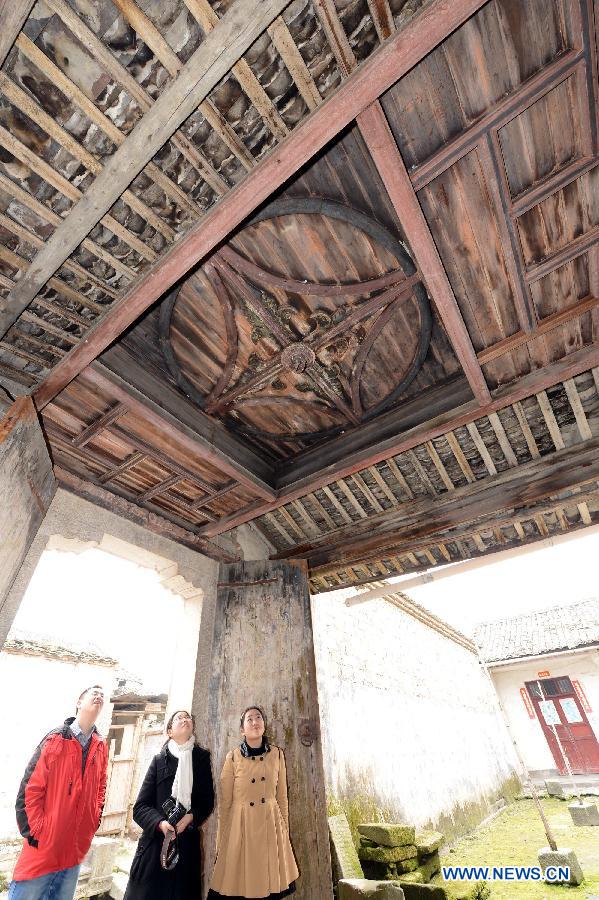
[194,559,332,900]
[0,397,55,645]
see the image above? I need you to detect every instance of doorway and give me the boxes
[526,676,599,774]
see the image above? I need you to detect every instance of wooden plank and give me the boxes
[368,465,400,505]
[367,0,395,42]
[267,17,322,110]
[536,390,565,450]
[513,402,540,458]
[183,0,289,140]
[445,431,475,483]
[110,0,256,171]
[564,378,593,440]
[357,101,491,405]
[307,493,337,530]
[425,441,454,490]
[0,125,157,263]
[476,134,535,332]
[98,451,146,485]
[313,0,356,76]
[0,71,176,242]
[525,225,599,283]
[466,422,497,475]
[55,466,237,562]
[578,501,593,524]
[0,172,135,281]
[386,457,414,499]
[44,0,227,198]
[0,397,55,644]
[85,361,275,499]
[0,0,290,341]
[15,33,201,223]
[302,438,599,570]
[0,0,36,68]
[351,472,385,512]
[321,485,353,524]
[35,0,491,407]
[138,474,182,503]
[488,412,518,467]
[265,512,294,546]
[408,449,437,495]
[72,404,127,448]
[478,293,599,365]
[337,478,368,518]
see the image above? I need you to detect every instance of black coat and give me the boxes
[124,744,214,900]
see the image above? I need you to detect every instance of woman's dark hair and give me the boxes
[240,705,268,734]
[165,710,196,736]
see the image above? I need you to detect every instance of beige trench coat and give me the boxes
[210,745,299,898]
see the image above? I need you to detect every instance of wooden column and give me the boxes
[0,397,55,647]
[193,559,332,900]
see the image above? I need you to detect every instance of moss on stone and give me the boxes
[416,831,444,856]
[358,823,416,848]
[359,844,418,863]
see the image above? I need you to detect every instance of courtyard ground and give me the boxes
[433,798,599,899]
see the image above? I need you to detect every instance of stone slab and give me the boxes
[544,780,573,800]
[537,847,584,885]
[360,844,418,863]
[397,884,448,900]
[568,800,599,826]
[416,831,444,856]
[338,879,405,899]
[418,851,440,882]
[329,814,364,879]
[397,857,420,874]
[398,871,425,884]
[359,823,416,847]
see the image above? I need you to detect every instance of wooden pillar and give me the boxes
[0,397,55,647]
[194,559,332,900]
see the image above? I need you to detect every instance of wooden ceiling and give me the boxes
[0,0,598,591]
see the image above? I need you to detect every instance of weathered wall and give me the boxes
[312,591,520,841]
[0,398,55,633]
[0,644,116,840]
[489,650,599,774]
[1,487,272,653]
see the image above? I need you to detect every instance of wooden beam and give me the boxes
[0,0,36,68]
[356,101,491,405]
[525,225,599,283]
[0,0,291,340]
[478,293,599,364]
[367,0,395,42]
[84,362,275,499]
[199,342,599,536]
[410,48,583,191]
[34,0,491,408]
[267,17,322,110]
[72,404,127,448]
[55,466,239,563]
[296,435,599,568]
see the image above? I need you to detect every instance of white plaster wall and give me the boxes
[489,649,599,773]
[0,652,116,840]
[312,592,519,831]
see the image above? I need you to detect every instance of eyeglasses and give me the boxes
[245,715,263,725]
[173,714,192,723]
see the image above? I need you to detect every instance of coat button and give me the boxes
[261,798,265,803]
[261,776,265,781]
[250,802,254,807]
[260,756,264,761]
[251,778,256,783]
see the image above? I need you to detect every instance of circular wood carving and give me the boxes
[159,199,432,452]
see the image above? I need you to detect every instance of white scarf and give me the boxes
[168,737,194,811]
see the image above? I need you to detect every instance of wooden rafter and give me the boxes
[0,0,291,342]
[0,1,36,68]
[356,101,491,405]
[34,0,490,409]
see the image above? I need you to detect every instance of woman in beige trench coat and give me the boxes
[207,706,299,900]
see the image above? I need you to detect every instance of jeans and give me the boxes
[8,866,81,900]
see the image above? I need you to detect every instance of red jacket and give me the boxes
[13,718,108,880]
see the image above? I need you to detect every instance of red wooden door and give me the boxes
[526,677,599,774]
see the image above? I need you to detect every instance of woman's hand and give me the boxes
[175,813,194,834]
[158,820,175,837]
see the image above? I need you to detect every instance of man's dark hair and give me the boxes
[75,685,104,714]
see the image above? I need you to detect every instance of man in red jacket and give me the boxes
[9,685,108,900]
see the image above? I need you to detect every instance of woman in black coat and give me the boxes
[124,710,214,900]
